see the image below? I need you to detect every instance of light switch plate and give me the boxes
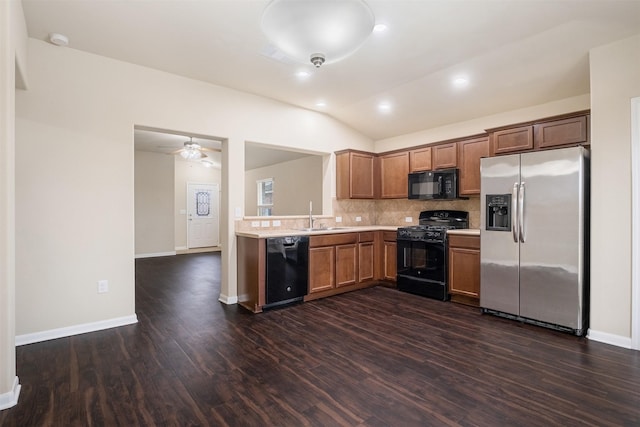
[335,216,342,223]
[272,220,281,226]
[261,221,270,227]
[355,216,362,222]
[405,217,413,222]
[251,221,260,227]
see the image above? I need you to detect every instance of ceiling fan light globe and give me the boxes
[261,0,375,66]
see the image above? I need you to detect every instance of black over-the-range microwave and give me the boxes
[408,168,461,200]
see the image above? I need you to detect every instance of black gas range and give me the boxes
[397,210,469,300]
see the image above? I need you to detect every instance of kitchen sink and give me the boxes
[297,227,351,232]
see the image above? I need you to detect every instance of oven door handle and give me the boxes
[512,182,519,243]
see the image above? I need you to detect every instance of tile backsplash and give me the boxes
[335,197,481,229]
[235,197,481,232]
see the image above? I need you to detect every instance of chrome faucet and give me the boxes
[309,200,315,229]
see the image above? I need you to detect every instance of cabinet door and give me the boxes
[534,115,588,149]
[358,242,375,282]
[448,247,480,298]
[432,143,457,169]
[491,126,533,155]
[409,147,432,172]
[380,151,409,199]
[350,152,376,199]
[336,151,376,199]
[458,136,489,195]
[309,246,335,293]
[383,241,397,281]
[335,244,357,288]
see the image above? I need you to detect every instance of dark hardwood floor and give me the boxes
[1,252,639,426]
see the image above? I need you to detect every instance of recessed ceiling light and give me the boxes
[452,75,470,88]
[295,70,311,79]
[373,23,387,33]
[378,102,392,113]
[315,101,327,108]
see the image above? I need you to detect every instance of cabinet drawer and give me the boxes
[310,233,358,247]
[448,234,480,249]
[382,231,397,241]
[359,231,376,242]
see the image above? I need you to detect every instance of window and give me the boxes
[257,178,273,216]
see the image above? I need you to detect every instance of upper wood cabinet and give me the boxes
[491,125,534,155]
[379,151,409,199]
[432,142,457,169]
[336,150,376,199]
[534,115,589,149]
[489,111,589,155]
[458,136,489,195]
[409,147,432,172]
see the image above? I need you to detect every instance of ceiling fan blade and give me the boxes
[200,147,221,153]
[169,148,185,155]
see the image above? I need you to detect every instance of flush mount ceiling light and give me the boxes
[261,0,375,68]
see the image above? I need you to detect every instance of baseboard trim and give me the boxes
[0,377,21,410]
[587,329,633,349]
[219,294,238,305]
[175,246,187,251]
[16,315,138,346]
[135,251,176,259]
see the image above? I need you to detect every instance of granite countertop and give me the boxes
[236,225,399,239]
[447,228,480,236]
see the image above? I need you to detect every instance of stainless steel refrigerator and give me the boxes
[480,146,589,335]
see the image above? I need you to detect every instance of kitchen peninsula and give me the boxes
[237,226,398,313]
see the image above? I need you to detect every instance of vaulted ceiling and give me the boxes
[21,0,640,141]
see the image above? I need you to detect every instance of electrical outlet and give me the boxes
[251,221,260,227]
[272,220,281,226]
[97,280,109,294]
[335,216,342,223]
[405,217,413,223]
[261,221,270,227]
[355,216,362,222]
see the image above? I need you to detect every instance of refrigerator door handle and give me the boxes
[519,182,526,243]
[512,182,519,243]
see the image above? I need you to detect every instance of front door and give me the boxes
[187,183,219,248]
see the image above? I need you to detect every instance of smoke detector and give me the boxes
[310,53,325,68]
[48,33,69,47]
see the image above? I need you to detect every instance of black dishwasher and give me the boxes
[265,236,309,309]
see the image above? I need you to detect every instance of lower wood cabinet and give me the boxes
[381,231,397,282]
[308,246,335,293]
[335,243,357,287]
[358,232,376,282]
[448,234,480,306]
[308,233,364,297]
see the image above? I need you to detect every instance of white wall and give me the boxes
[588,34,640,345]
[174,158,221,249]
[1,0,26,409]
[14,38,372,336]
[244,155,323,216]
[134,151,175,256]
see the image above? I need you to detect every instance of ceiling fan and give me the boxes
[170,137,221,160]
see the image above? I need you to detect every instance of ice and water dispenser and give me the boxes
[486,194,511,231]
